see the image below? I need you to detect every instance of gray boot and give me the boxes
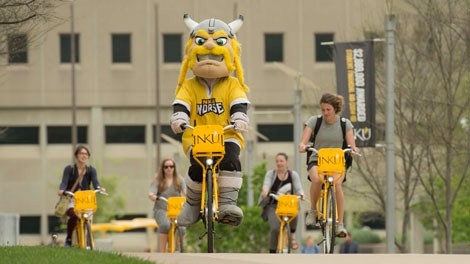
[177,174,202,227]
[217,171,244,226]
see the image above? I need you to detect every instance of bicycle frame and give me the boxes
[72,190,99,250]
[189,124,227,253]
[315,148,346,254]
[163,196,186,253]
[273,194,299,254]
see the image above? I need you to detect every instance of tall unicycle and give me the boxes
[325,186,336,253]
[206,168,215,253]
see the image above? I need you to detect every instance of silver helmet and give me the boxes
[183,14,244,38]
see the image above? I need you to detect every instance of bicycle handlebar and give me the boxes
[64,189,108,197]
[181,123,238,132]
[269,193,304,201]
[305,145,362,157]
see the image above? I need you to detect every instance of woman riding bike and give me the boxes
[259,153,305,253]
[298,93,360,237]
[148,158,186,252]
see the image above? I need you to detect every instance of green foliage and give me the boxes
[94,175,126,223]
[0,246,153,264]
[185,162,270,252]
[452,176,470,243]
[339,228,382,244]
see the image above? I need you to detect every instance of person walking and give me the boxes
[301,235,320,254]
[259,152,305,253]
[58,145,105,247]
[339,233,359,253]
[148,158,186,252]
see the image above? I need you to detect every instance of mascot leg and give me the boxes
[217,170,244,226]
[177,174,202,226]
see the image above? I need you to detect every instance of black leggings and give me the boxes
[188,142,241,183]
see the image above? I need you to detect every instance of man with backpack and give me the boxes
[298,92,360,238]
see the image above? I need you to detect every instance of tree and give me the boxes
[0,0,62,63]
[345,0,470,253]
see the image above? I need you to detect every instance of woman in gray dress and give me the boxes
[148,158,186,252]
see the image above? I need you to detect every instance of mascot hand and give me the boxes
[231,112,249,132]
[171,119,187,134]
[233,119,248,131]
[170,112,189,134]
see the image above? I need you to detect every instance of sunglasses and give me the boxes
[164,165,175,169]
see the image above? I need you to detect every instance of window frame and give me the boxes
[112,33,132,63]
[264,33,284,63]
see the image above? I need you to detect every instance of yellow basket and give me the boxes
[74,190,97,213]
[275,195,299,217]
[191,125,225,156]
[166,197,186,218]
[317,148,346,175]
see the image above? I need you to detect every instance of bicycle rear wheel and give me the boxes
[83,221,94,250]
[206,168,215,253]
[278,222,292,253]
[325,186,336,254]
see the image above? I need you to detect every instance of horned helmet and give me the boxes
[176,14,249,93]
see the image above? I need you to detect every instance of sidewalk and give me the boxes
[124,253,470,264]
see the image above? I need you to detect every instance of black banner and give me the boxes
[333,41,376,148]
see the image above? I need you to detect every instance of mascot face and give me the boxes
[186,28,234,78]
[177,15,248,92]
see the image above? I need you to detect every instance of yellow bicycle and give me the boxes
[65,189,107,250]
[307,146,358,254]
[184,124,232,253]
[157,196,186,252]
[269,193,301,253]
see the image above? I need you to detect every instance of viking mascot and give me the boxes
[170,14,250,227]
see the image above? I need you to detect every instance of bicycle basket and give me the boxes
[166,197,186,218]
[317,148,346,175]
[275,195,299,217]
[191,125,225,156]
[74,190,97,213]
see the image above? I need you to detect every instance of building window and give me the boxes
[257,124,293,142]
[20,216,40,234]
[47,126,88,144]
[60,33,80,63]
[105,125,145,143]
[163,34,182,63]
[315,33,334,62]
[0,126,39,144]
[112,34,131,63]
[8,34,28,64]
[264,33,283,62]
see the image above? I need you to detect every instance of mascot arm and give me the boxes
[230,103,249,131]
[170,103,190,134]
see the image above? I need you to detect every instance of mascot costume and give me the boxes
[170,14,250,227]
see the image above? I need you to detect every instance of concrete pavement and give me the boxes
[124,253,470,264]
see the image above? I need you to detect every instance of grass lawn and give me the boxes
[0,246,154,264]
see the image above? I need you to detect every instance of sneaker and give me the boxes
[336,223,348,238]
[305,209,317,226]
[64,238,72,247]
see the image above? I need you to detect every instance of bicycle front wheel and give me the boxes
[324,186,336,254]
[278,222,292,253]
[83,220,94,250]
[206,168,215,253]
[168,225,184,253]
